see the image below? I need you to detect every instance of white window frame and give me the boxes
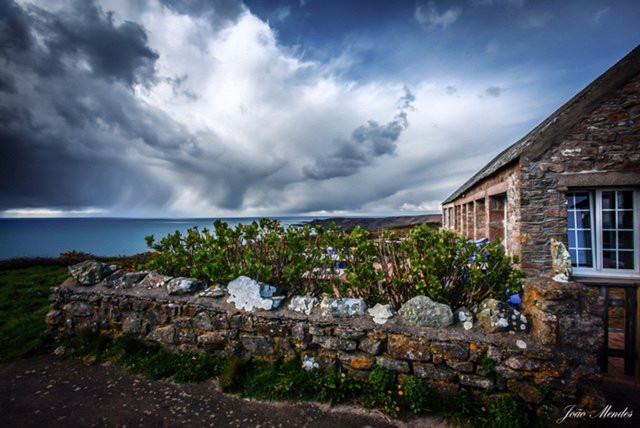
[571,188,640,279]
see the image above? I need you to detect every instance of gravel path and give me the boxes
[0,356,447,428]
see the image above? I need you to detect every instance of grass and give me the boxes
[0,261,536,426]
[63,334,227,382]
[0,265,69,362]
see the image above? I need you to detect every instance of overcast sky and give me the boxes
[1,0,639,218]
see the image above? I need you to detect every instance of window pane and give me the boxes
[577,211,591,229]
[618,231,634,250]
[569,249,577,267]
[569,193,590,210]
[617,191,633,210]
[577,230,592,248]
[618,211,633,229]
[603,250,617,268]
[602,192,614,210]
[603,231,616,249]
[602,211,615,229]
[577,250,593,267]
[568,232,576,249]
[618,251,635,270]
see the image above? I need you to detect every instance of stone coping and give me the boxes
[56,277,541,354]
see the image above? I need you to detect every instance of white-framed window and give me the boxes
[567,189,640,278]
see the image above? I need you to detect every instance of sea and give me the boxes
[0,217,319,260]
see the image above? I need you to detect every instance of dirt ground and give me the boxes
[0,356,447,428]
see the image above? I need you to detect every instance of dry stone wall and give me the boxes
[47,266,605,420]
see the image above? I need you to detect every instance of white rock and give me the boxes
[320,297,367,318]
[367,303,396,325]
[516,339,527,349]
[553,273,569,283]
[496,317,509,328]
[227,276,281,312]
[288,296,318,315]
[463,321,473,330]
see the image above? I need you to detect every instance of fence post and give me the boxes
[624,287,636,376]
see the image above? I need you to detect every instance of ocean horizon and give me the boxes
[0,216,324,260]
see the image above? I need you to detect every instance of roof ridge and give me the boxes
[442,44,640,205]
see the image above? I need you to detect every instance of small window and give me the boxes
[567,189,639,277]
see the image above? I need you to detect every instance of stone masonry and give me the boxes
[518,71,640,274]
[47,274,605,421]
[441,47,640,276]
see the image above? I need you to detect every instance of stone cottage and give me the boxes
[441,45,640,280]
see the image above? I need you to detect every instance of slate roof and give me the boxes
[442,44,640,205]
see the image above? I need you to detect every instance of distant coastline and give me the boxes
[304,214,441,231]
[0,215,442,260]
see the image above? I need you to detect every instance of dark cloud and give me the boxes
[0,0,32,55]
[0,0,179,212]
[39,1,158,86]
[485,85,502,97]
[159,0,245,30]
[0,0,158,87]
[303,88,415,180]
[446,85,457,95]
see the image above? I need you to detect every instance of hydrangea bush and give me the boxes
[144,219,524,309]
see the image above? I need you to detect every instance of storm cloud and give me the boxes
[1,0,621,217]
[303,88,415,180]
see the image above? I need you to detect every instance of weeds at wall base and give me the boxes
[60,334,536,427]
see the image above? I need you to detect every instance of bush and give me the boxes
[144,219,524,308]
[479,395,531,428]
[401,377,432,415]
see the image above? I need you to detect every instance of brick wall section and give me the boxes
[519,72,640,274]
[47,276,605,420]
[442,165,522,256]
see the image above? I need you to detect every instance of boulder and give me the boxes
[199,285,227,298]
[227,276,284,312]
[165,277,206,295]
[509,308,529,332]
[105,271,149,289]
[454,306,474,330]
[138,272,172,289]
[398,296,453,327]
[367,303,396,325]
[475,299,529,333]
[68,260,115,286]
[476,298,527,333]
[319,297,367,318]
[288,296,318,315]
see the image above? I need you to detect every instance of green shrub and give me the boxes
[314,367,363,403]
[480,395,530,428]
[364,365,399,416]
[145,219,524,309]
[401,377,432,415]
[481,355,497,380]
[218,356,244,391]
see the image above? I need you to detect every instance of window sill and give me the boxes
[571,274,640,286]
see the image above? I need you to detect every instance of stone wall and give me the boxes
[442,165,522,257]
[519,71,640,274]
[47,272,605,420]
